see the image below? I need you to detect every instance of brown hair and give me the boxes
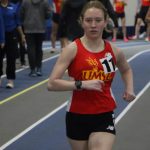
[80,0,108,20]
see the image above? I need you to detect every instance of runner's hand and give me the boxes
[123,91,136,102]
[82,80,104,92]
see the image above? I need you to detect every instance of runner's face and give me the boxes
[82,8,107,39]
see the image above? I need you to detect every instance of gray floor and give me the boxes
[0,41,150,150]
[114,87,150,150]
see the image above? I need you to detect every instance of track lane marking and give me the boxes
[0,79,48,105]
[0,102,68,150]
[0,54,59,105]
[0,49,150,149]
[0,43,149,105]
[115,81,150,124]
[1,54,60,78]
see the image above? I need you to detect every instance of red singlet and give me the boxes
[67,39,117,114]
[53,0,62,14]
[141,0,150,6]
[114,0,125,13]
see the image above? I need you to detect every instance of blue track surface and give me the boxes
[1,42,150,150]
[0,57,57,101]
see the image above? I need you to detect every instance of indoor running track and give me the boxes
[0,41,150,150]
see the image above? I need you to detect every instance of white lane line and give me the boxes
[0,49,150,149]
[2,41,150,78]
[115,49,150,124]
[1,54,60,78]
[115,81,150,124]
[0,102,68,150]
[127,49,150,62]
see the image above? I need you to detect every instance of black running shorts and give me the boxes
[66,111,116,140]
[116,12,125,18]
[139,6,149,22]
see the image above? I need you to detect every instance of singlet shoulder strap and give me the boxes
[74,38,82,47]
[74,38,86,53]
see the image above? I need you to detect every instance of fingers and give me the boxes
[123,92,136,102]
[82,80,105,91]
[98,80,105,92]
[91,80,105,92]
